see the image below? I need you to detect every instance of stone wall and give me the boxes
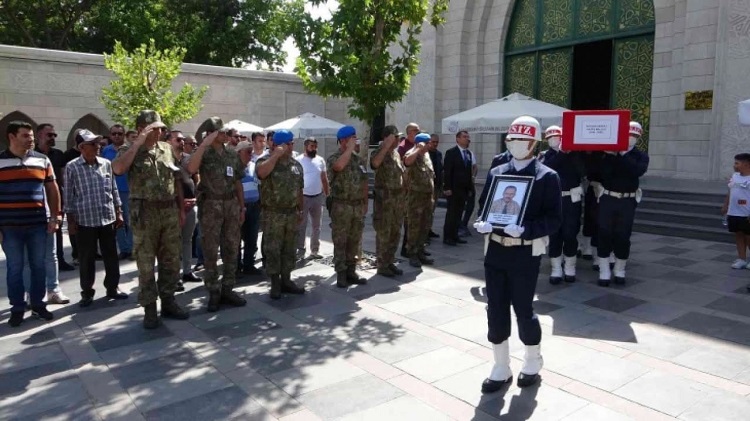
[0,44,362,159]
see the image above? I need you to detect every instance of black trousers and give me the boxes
[582,185,600,247]
[485,243,542,345]
[597,195,637,260]
[549,197,582,258]
[461,186,476,228]
[77,223,120,297]
[443,190,468,241]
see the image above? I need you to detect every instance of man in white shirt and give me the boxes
[295,137,330,259]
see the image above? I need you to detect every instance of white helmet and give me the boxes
[544,125,562,139]
[507,116,541,141]
[629,121,643,137]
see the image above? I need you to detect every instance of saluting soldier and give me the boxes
[112,110,189,329]
[403,133,436,267]
[327,126,369,288]
[255,130,306,299]
[370,125,405,278]
[187,118,247,312]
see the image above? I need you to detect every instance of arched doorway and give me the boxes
[504,0,655,150]
[66,114,110,150]
[0,111,39,151]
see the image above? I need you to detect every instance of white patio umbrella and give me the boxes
[264,112,345,139]
[739,99,750,126]
[224,119,264,136]
[441,92,569,134]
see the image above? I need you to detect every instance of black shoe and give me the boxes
[182,272,202,283]
[220,289,247,307]
[117,252,131,260]
[143,303,159,329]
[422,250,432,256]
[481,376,513,393]
[614,276,626,285]
[8,311,24,327]
[455,238,467,244]
[517,373,540,388]
[79,296,94,308]
[193,263,204,271]
[429,231,440,239]
[161,297,189,320]
[418,253,434,265]
[106,289,128,300]
[207,291,221,312]
[243,266,264,276]
[347,267,367,285]
[31,306,54,321]
[597,279,610,287]
[443,239,457,246]
[564,275,576,283]
[549,276,562,285]
[377,267,397,278]
[281,275,305,294]
[270,275,282,298]
[388,264,404,276]
[175,281,185,292]
[336,272,349,288]
[58,261,75,271]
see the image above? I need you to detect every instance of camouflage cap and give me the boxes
[203,116,224,133]
[135,110,166,128]
[382,125,399,139]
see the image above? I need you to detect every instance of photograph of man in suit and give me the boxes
[442,130,474,245]
[489,185,522,216]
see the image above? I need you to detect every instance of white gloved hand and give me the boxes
[503,224,525,238]
[604,150,616,155]
[473,220,494,234]
[570,186,584,203]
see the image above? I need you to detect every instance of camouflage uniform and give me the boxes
[257,156,303,276]
[370,145,405,270]
[117,141,181,306]
[327,150,368,273]
[196,145,244,292]
[406,150,435,257]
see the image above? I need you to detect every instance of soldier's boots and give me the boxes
[143,303,159,329]
[220,288,247,307]
[336,272,349,288]
[388,264,404,276]
[281,274,305,295]
[417,252,434,265]
[409,256,422,267]
[347,266,367,285]
[270,275,282,299]
[377,266,397,278]
[161,296,190,320]
[207,291,222,312]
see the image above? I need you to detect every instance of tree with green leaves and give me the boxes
[0,0,302,69]
[101,40,208,128]
[293,0,449,142]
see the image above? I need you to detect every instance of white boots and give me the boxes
[563,255,577,283]
[580,237,592,258]
[482,341,513,393]
[599,257,628,286]
[598,258,611,286]
[517,344,543,388]
[613,258,627,284]
[549,257,563,285]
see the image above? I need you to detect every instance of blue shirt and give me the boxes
[101,144,129,193]
[242,161,259,203]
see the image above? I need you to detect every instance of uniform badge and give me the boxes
[226,166,234,177]
[359,165,367,174]
[291,166,300,175]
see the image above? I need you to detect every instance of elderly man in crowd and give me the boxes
[236,133,265,275]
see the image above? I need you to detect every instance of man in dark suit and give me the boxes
[442,131,474,245]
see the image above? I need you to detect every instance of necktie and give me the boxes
[463,150,470,166]
[502,203,508,214]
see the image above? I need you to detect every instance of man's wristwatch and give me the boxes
[48,217,62,224]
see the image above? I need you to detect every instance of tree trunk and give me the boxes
[369,106,386,146]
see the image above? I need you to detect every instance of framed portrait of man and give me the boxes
[480,175,534,228]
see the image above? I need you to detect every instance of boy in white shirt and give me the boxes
[722,153,750,271]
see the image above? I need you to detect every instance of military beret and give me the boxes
[415,133,431,143]
[337,125,356,139]
[136,110,166,128]
[274,130,294,145]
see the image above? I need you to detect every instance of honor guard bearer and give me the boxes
[474,116,562,392]
[596,121,649,286]
[539,126,585,284]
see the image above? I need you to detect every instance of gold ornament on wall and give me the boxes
[684,90,713,110]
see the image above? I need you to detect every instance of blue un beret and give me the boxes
[415,133,431,143]
[337,125,356,140]
[274,130,294,145]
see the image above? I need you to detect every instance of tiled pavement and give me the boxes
[2,204,750,420]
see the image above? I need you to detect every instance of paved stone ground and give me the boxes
[2,204,750,420]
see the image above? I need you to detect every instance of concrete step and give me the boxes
[635,208,724,229]
[633,219,732,243]
[638,197,720,215]
[642,189,725,204]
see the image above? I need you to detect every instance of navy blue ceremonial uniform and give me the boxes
[490,151,511,170]
[478,159,562,345]
[582,152,604,248]
[597,149,649,260]
[540,150,585,258]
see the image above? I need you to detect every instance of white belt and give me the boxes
[490,233,532,247]
[590,181,602,188]
[603,190,636,199]
[563,186,583,202]
[562,191,572,197]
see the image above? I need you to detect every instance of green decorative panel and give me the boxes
[577,0,614,37]
[538,48,572,107]
[618,0,655,32]
[613,36,654,150]
[505,54,537,97]
[541,0,574,44]
[508,0,538,51]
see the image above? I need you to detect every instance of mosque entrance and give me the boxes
[503,0,655,150]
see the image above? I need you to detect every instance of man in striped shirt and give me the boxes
[0,121,59,327]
